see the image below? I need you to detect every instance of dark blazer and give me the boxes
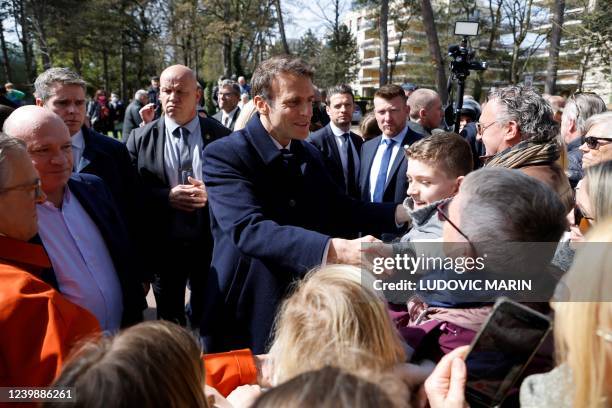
[122,100,143,139]
[359,126,423,204]
[77,126,145,277]
[307,124,363,199]
[201,115,397,353]
[126,116,230,247]
[68,173,145,327]
[212,107,240,131]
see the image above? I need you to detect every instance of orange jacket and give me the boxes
[0,236,101,388]
[204,349,257,396]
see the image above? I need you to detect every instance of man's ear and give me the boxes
[35,98,44,107]
[504,120,521,145]
[568,117,577,134]
[326,104,332,116]
[453,175,465,194]
[253,95,269,116]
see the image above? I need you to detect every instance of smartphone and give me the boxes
[464,297,552,407]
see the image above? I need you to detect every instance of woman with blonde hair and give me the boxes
[570,160,612,242]
[233,100,257,131]
[267,265,407,385]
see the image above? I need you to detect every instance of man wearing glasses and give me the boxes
[4,106,145,331]
[212,80,241,131]
[477,85,573,212]
[0,134,100,387]
[580,111,612,169]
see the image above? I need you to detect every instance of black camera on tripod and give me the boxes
[446,21,487,133]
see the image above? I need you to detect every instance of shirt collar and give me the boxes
[268,134,291,151]
[164,114,200,137]
[222,107,239,119]
[329,122,350,137]
[0,235,52,269]
[380,124,408,145]
[72,129,84,149]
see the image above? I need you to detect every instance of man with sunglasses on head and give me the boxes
[560,92,606,188]
[579,111,612,169]
[478,85,572,212]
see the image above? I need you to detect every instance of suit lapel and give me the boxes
[359,136,381,199]
[324,126,344,182]
[154,118,168,185]
[384,127,422,191]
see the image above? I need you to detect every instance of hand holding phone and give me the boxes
[463,298,552,407]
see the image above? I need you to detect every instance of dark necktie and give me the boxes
[174,126,192,183]
[342,133,358,197]
[373,139,395,203]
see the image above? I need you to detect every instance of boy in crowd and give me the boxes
[401,132,473,242]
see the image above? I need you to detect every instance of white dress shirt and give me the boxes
[222,107,239,128]
[368,125,409,202]
[329,122,360,188]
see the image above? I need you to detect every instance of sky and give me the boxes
[284,0,352,40]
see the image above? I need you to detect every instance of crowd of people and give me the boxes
[0,54,611,407]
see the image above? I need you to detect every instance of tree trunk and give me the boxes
[0,20,12,82]
[222,34,232,78]
[120,31,127,100]
[274,0,290,54]
[420,0,448,102]
[379,0,389,86]
[577,45,592,91]
[16,0,35,83]
[544,0,565,94]
[103,49,110,92]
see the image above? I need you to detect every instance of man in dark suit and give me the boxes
[360,84,423,204]
[122,89,148,139]
[4,106,145,330]
[34,67,142,259]
[212,80,241,130]
[360,84,422,239]
[127,65,230,327]
[307,84,362,200]
[202,56,409,353]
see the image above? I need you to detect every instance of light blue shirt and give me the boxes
[329,122,360,190]
[163,115,204,187]
[37,187,124,331]
[368,125,408,202]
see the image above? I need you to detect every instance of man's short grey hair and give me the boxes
[457,168,567,273]
[459,167,567,242]
[34,67,87,102]
[0,133,27,189]
[583,111,612,136]
[220,80,241,96]
[488,85,558,143]
[134,89,147,100]
[562,92,607,135]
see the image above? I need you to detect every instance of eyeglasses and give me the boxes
[581,135,612,149]
[573,205,594,234]
[476,121,497,135]
[0,179,43,200]
[436,200,469,242]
